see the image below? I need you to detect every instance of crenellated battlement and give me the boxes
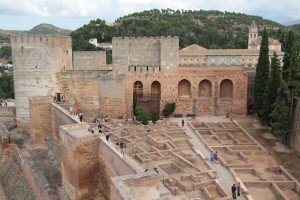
[112,36,178,46]
[10,34,71,46]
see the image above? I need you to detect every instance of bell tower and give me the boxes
[248,20,258,49]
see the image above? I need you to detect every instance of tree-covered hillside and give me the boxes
[71,9,297,51]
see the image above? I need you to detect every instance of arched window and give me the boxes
[151,81,161,99]
[220,79,233,98]
[133,81,143,99]
[178,79,191,98]
[199,80,212,97]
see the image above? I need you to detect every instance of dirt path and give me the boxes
[234,115,300,182]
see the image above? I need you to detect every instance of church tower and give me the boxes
[248,20,258,49]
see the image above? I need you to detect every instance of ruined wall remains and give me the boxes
[0,107,16,127]
[10,35,72,124]
[73,51,107,70]
[291,92,300,152]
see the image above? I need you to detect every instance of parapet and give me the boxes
[10,34,72,46]
[112,36,179,46]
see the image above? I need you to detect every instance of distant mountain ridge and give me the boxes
[0,23,72,43]
[28,23,72,35]
[283,19,300,26]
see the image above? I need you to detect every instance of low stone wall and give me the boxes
[51,103,78,140]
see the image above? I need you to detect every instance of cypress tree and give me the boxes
[253,28,270,118]
[261,52,281,124]
[270,80,291,144]
[286,44,300,92]
[282,30,296,81]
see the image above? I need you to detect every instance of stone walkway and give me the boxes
[171,117,246,200]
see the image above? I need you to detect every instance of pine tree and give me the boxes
[261,52,281,124]
[282,30,296,81]
[253,28,270,118]
[270,80,291,144]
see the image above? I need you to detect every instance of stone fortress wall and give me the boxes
[73,51,107,70]
[10,23,284,125]
[112,36,179,75]
[10,35,72,124]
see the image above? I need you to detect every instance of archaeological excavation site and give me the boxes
[1,22,300,200]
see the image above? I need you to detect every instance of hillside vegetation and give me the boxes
[71,9,300,51]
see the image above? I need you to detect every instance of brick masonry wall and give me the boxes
[29,97,52,144]
[125,66,247,116]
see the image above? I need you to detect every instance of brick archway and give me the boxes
[150,81,161,113]
[178,79,191,98]
[199,79,212,97]
[133,81,143,111]
[220,79,233,98]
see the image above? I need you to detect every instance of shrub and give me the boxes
[117,115,123,119]
[150,111,160,123]
[134,107,150,125]
[162,102,176,117]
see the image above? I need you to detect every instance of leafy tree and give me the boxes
[261,52,281,124]
[253,28,270,118]
[270,80,291,144]
[0,46,12,62]
[0,73,14,99]
[150,111,160,123]
[134,107,150,125]
[162,102,176,117]
[282,30,296,81]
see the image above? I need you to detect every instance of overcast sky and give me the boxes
[1,0,300,31]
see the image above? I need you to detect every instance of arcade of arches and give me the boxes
[127,73,244,116]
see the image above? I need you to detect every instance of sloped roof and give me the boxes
[180,44,208,53]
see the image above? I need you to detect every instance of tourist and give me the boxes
[120,140,125,155]
[75,113,79,120]
[210,151,214,163]
[231,184,237,199]
[69,106,73,115]
[214,151,218,164]
[79,112,83,122]
[98,123,102,129]
[237,182,241,196]
[182,119,185,127]
[105,130,110,141]
[98,129,102,134]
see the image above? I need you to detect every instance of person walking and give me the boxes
[210,151,215,163]
[105,130,110,141]
[79,112,83,122]
[237,182,241,196]
[120,140,125,155]
[181,119,185,127]
[214,151,219,164]
[231,184,237,199]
